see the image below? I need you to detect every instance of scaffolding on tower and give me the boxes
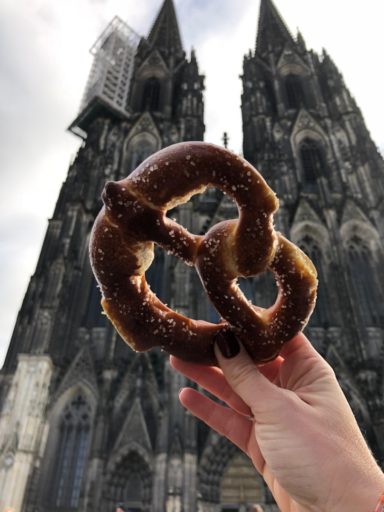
[70,16,142,138]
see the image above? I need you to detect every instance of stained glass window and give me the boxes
[299,236,328,326]
[142,77,161,111]
[300,138,325,189]
[346,237,382,326]
[285,74,305,109]
[53,393,91,508]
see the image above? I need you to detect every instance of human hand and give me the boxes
[170,333,384,512]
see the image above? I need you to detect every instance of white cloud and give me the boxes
[0,0,383,366]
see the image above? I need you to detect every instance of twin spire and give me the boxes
[147,0,184,55]
[256,0,296,55]
[147,0,299,59]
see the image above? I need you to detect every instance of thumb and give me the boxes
[215,331,283,418]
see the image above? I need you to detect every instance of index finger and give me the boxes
[170,355,252,417]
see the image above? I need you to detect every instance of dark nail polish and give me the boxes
[215,330,240,358]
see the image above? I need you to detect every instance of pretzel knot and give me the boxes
[90,142,317,364]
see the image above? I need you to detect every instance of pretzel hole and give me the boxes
[166,187,235,236]
[145,246,169,304]
[238,271,278,310]
[146,245,214,321]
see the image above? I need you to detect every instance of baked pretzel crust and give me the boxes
[90,142,317,364]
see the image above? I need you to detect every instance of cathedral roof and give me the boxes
[256,0,295,57]
[147,0,184,55]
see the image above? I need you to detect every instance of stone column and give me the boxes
[0,354,53,512]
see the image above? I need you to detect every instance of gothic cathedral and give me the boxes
[0,1,383,511]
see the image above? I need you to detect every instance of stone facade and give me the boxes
[0,0,383,511]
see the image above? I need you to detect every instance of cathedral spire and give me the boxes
[147,0,184,55]
[256,0,295,56]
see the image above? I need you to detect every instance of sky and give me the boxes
[0,0,383,367]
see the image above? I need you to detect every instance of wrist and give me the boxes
[330,470,384,512]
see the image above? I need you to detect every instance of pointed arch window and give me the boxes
[142,77,161,111]
[346,236,382,326]
[104,451,152,510]
[52,393,92,509]
[264,78,277,115]
[285,74,306,109]
[124,134,158,174]
[300,138,325,189]
[299,236,328,326]
[84,278,107,328]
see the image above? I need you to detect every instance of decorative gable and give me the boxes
[341,199,370,226]
[292,109,326,139]
[55,346,98,400]
[113,396,152,453]
[137,49,169,78]
[290,199,329,250]
[127,112,161,145]
[113,353,160,422]
[277,45,310,76]
[292,198,323,225]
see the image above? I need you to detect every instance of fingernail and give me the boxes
[215,330,240,358]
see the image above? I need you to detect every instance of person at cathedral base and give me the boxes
[171,332,384,512]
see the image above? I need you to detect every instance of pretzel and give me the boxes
[90,142,317,364]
